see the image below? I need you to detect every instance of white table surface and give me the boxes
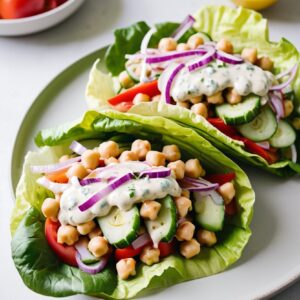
[1,0,299,299]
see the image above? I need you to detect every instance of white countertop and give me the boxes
[1,0,299,299]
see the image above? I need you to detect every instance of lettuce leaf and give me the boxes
[11,110,254,299]
[86,5,300,176]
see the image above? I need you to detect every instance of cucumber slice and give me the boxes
[216,95,261,125]
[193,191,225,232]
[238,106,278,142]
[145,196,176,247]
[269,120,296,148]
[97,206,140,248]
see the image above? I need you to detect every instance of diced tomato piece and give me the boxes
[115,245,143,261]
[205,173,236,185]
[45,218,77,267]
[225,199,237,216]
[98,159,105,167]
[158,241,175,258]
[46,169,68,183]
[108,81,159,106]
[207,118,238,137]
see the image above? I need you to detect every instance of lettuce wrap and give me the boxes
[86,5,300,176]
[11,110,254,299]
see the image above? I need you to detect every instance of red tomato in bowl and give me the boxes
[0,0,46,19]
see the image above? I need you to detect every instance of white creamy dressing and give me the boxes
[158,60,275,101]
[58,161,181,226]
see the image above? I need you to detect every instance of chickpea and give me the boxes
[284,100,294,118]
[131,139,151,160]
[191,103,208,118]
[59,155,70,163]
[81,150,100,170]
[152,95,161,102]
[256,56,273,71]
[176,221,195,241]
[116,258,136,280]
[196,229,217,247]
[177,43,190,51]
[167,160,185,180]
[174,196,192,218]
[140,200,161,220]
[88,227,103,239]
[66,163,88,180]
[241,48,257,64]
[140,245,160,266]
[77,220,96,235]
[146,151,166,167]
[292,117,300,130]
[41,197,60,221]
[99,141,120,159]
[187,34,204,49]
[177,101,190,109]
[185,159,204,178]
[132,65,151,78]
[118,70,134,89]
[216,38,234,54]
[162,144,181,162]
[181,189,190,198]
[226,88,242,105]
[218,182,236,205]
[180,239,200,258]
[57,225,79,246]
[119,150,138,162]
[105,157,119,165]
[88,236,109,258]
[189,95,203,104]
[133,93,150,105]
[158,37,177,52]
[207,92,224,104]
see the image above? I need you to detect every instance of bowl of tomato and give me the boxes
[0,0,84,36]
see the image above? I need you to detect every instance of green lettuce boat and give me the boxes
[86,5,300,176]
[11,110,254,299]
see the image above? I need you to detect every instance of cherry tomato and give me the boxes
[205,172,236,185]
[0,0,46,19]
[45,218,78,267]
[158,241,175,258]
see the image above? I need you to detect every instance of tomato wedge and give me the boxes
[115,245,143,261]
[205,173,236,185]
[46,169,69,183]
[45,219,77,267]
[225,199,237,216]
[207,118,238,137]
[158,241,175,258]
[108,81,159,106]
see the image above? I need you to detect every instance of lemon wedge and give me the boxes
[232,0,277,10]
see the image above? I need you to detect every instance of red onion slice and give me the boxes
[31,156,80,174]
[291,144,297,163]
[79,172,134,211]
[187,46,216,72]
[179,176,219,192]
[255,141,270,150]
[269,92,284,120]
[132,233,152,249]
[75,252,109,275]
[139,167,171,179]
[80,178,102,186]
[145,49,207,64]
[69,141,87,155]
[37,176,70,193]
[164,63,185,104]
[215,50,243,65]
[271,63,298,91]
[171,15,195,41]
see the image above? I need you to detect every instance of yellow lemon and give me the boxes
[232,0,277,10]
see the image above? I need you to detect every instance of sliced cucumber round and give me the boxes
[269,120,296,148]
[145,195,176,247]
[97,206,140,248]
[74,238,99,265]
[193,191,225,232]
[216,95,261,125]
[238,106,278,142]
